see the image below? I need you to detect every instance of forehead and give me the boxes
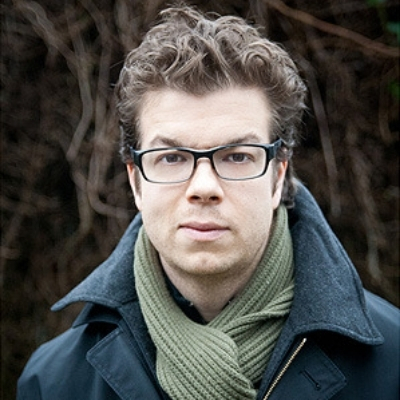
[138,87,273,149]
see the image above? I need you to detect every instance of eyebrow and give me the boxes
[147,133,265,149]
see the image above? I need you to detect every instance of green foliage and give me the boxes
[366,0,400,44]
[386,22,400,44]
[366,0,387,6]
[389,80,400,101]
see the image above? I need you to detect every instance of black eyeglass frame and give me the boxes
[129,139,283,184]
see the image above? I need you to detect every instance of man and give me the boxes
[18,6,399,400]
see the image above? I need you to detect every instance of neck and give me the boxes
[162,263,258,322]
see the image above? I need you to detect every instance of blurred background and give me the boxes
[1,0,399,398]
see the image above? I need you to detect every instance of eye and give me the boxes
[163,154,181,163]
[156,150,190,165]
[227,153,250,163]
[223,150,254,163]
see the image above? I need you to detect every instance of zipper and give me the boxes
[262,337,308,400]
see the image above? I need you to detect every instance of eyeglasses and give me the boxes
[130,139,282,184]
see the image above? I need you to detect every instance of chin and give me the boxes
[180,257,232,277]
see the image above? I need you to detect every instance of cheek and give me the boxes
[233,182,274,221]
[139,185,176,221]
[232,196,273,257]
[237,175,275,204]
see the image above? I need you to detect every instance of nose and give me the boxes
[185,159,224,203]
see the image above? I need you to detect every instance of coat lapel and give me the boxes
[86,326,164,400]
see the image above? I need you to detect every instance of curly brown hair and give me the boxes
[115,6,307,207]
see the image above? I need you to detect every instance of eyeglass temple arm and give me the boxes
[269,139,283,159]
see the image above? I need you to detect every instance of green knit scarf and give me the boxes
[134,206,294,400]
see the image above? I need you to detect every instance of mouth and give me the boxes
[179,222,229,242]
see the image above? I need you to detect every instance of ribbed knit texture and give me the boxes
[134,206,294,400]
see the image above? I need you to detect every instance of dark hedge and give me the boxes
[1,1,399,398]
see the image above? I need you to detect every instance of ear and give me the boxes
[126,163,143,211]
[271,161,288,210]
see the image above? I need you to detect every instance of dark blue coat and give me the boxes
[18,185,400,399]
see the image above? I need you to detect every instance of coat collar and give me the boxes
[52,183,382,345]
[288,184,383,345]
[52,213,142,311]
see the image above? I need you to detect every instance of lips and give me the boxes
[179,221,228,241]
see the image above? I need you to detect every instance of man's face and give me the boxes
[127,86,287,282]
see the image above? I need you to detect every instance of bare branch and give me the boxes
[267,0,400,58]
